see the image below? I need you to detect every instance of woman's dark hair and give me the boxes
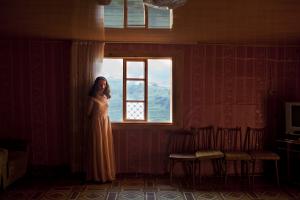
[88,76,111,99]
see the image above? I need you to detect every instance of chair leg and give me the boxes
[252,160,256,185]
[218,159,224,177]
[221,159,224,176]
[192,160,195,189]
[182,161,189,184]
[213,159,222,177]
[246,161,251,185]
[222,159,226,177]
[241,161,244,177]
[170,159,174,184]
[224,160,228,184]
[199,160,202,183]
[184,161,193,187]
[241,160,251,185]
[275,160,280,186]
[234,160,238,177]
[212,159,218,175]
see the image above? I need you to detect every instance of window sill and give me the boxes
[111,122,180,130]
[105,27,172,30]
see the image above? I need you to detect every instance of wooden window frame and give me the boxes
[123,59,148,122]
[103,56,173,124]
[104,48,184,129]
[105,0,170,29]
[125,0,148,28]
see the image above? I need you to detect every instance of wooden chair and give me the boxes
[192,126,224,183]
[168,129,197,187]
[216,127,252,184]
[245,127,280,185]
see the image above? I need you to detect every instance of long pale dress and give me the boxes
[86,95,116,182]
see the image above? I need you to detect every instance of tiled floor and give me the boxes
[0,175,299,200]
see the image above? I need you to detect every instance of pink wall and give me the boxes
[106,43,300,174]
[1,40,300,175]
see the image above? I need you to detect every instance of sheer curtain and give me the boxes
[69,41,104,173]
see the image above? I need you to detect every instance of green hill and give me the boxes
[108,79,171,122]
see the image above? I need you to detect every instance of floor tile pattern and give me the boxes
[0,176,299,200]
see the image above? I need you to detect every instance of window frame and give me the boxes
[104,56,173,125]
[104,0,172,29]
[104,46,184,130]
[123,58,148,122]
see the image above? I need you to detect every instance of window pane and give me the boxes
[102,59,123,122]
[127,80,144,100]
[148,59,172,122]
[126,102,144,120]
[148,7,172,29]
[128,0,145,27]
[104,0,124,28]
[127,61,144,78]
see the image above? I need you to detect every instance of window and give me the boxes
[101,58,172,123]
[104,0,173,29]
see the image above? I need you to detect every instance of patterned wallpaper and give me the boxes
[106,43,300,174]
[0,40,71,166]
[1,40,300,175]
[186,45,300,127]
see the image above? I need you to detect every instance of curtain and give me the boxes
[70,41,105,173]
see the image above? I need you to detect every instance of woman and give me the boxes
[86,76,116,182]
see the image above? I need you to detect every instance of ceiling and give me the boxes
[1,0,300,44]
[0,0,105,41]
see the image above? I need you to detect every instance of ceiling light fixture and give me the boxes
[143,0,187,9]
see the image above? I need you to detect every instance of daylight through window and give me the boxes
[104,0,173,29]
[100,58,172,123]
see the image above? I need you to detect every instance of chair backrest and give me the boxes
[244,127,265,151]
[191,126,215,151]
[168,129,195,154]
[216,127,243,151]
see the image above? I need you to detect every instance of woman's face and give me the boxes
[98,80,107,93]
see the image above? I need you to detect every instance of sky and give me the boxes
[95,58,172,87]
